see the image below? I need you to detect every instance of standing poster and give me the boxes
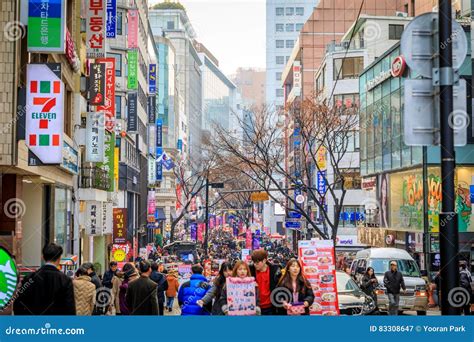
[89,63,105,105]
[86,0,106,58]
[97,132,115,191]
[26,64,64,164]
[127,9,139,48]
[226,277,257,316]
[113,208,127,244]
[27,0,66,53]
[241,248,251,261]
[127,93,138,132]
[96,58,115,131]
[298,239,339,316]
[85,112,105,163]
[149,64,157,94]
[106,0,117,38]
[127,50,138,90]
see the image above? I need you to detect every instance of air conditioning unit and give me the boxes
[395,11,408,17]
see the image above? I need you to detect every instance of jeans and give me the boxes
[388,293,400,315]
[166,296,175,310]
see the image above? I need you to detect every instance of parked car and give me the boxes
[336,271,376,315]
[350,248,428,315]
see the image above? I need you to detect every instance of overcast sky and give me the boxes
[149,0,266,75]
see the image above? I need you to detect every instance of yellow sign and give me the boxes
[114,147,119,189]
[251,192,270,202]
[113,249,126,262]
[316,146,327,170]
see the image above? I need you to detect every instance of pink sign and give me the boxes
[245,229,252,250]
[127,9,139,49]
[147,191,156,215]
[197,223,204,242]
[226,277,257,316]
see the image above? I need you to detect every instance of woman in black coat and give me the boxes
[276,258,314,315]
[361,267,378,307]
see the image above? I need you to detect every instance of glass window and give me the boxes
[389,24,404,40]
[276,88,284,97]
[286,40,294,48]
[391,90,401,168]
[296,7,304,15]
[276,7,284,16]
[276,24,284,32]
[338,205,364,227]
[286,23,294,32]
[276,72,282,81]
[382,95,391,170]
[286,56,290,63]
[108,52,122,76]
[286,7,294,15]
[296,23,304,31]
[116,95,122,119]
[333,57,364,79]
[54,187,68,254]
[167,21,175,30]
[276,56,285,64]
[334,93,359,115]
[276,40,284,48]
[117,11,123,35]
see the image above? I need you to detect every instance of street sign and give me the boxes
[210,182,224,189]
[288,211,302,219]
[285,221,301,230]
[400,12,467,78]
[250,192,269,202]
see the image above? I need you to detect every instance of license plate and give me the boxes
[400,297,414,307]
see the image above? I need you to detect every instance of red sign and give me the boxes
[127,9,139,49]
[113,208,127,244]
[197,223,204,242]
[96,58,115,131]
[391,55,406,78]
[245,228,252,250]
[86,0,106,58]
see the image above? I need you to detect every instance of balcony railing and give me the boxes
[80,167,110,191]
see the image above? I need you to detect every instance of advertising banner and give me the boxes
[148,156,156,185]
[102,202,113,235]
[111,243,132,263]
[26,64,64,164]
[245,229,252,249]
[190,223,197,241]
[96,58,115,131]
[226,277,257,316]
[97,132,115,191]
[106,0,117,38]
[148,95,156,124]
[197,223,204,242]
[114,147,119,189]
[86,0,106,58]
[317,171,326,195]
[27,0,66,53]
[89,63,105,105]
[156,118,163,147]
[127,50,138,90]
[85,201,102,236]
[127,92,138,132]
[85,112,105,163]
[147,191,156,215]
[127,9,139,49]
[149,64,157,94]
[113,208,127,244]
[298,239,339,316]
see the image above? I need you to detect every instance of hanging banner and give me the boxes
[114,147,119,189]
[106,0,117,38]
[149,64,157,94]
[197,223,204,242]
[27,0,66,53]
[96,58,115,131]
[26,64,64,164]
[190,223,197,241]
[148,96,156,124]
[127,9,139,49]
[89,63,105,105]
[97,132,115,191]
[127,50,138,90]
[85,112,105,163]
[86,0,106,58]
[156,118,163,147]
[156,160,163,181]
[127,92,138,132]
[226,277,257,316]
[102,202,113,235]
[147,191,156,215]
[317,171,326,196]
[316,146,327,170]
[85,201,103,236]
[148,156,156,185]
[245,228,252,250]
[113,208,127,244]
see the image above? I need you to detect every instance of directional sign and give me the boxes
[288,211,302,219]
[285,221,302,230]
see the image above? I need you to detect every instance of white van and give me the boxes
[350,248,428,315]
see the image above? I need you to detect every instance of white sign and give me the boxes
[26,64,64,164]
[293,61,301,96]
[241,248,251,261]
[336,235,359,246]
[85,112,105,162]
[295,194,305,204]
[148,157,156,185]
[86,201,103,236]
[86,0,106,58]
[102,202,113,235]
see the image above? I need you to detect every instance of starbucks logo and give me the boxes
[0,247,18,310]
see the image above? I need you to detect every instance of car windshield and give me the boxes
[336,273,360,293]
[369,258,421,277]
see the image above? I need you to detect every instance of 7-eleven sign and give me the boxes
[26,64,64,164]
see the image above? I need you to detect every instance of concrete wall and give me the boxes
[21,182,44,266]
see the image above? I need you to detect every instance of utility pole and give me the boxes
[438,0,460,315]
[204,178,209,256]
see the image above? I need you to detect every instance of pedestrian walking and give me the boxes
[459,261,473,315]
[165,269,180,313]
[14,243,76,315]
[276,258,314,315]
[82,262,102,289]
[119,263,140,315]
[73,266,96,316]
[197,262,233,315]
[178,264,211,315]
[150,261,169,315]
[249,249,282,315]
[126,261,159,315]
[361,267,378,310]
[102,261,118,289]
[383,260,406,315]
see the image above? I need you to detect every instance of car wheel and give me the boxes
[417,310,427,316]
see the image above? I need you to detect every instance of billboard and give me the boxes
[27,0,66,53]
[86,0,106,58]
[97,132,115,192]
[149,64,157,94]
[113,208,127,244]
[96,58,115,131]
[127,92,138,132]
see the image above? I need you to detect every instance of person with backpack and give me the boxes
[177,264,211,315]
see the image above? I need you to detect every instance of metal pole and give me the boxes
[438,0,460,315]
[422,146,430,275]
[204,178,209,256]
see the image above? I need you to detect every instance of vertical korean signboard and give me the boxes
[26,64,64,164]
[28,0,66,53]
[97,132,115,191]
[127,93,138,132]
[127,9,139,48]
[96,58,115,131]
[113,208,127,244]
[89,63,105,106]
[86,0,106,58]
[85,112,105,163]
[86,201,103,236]
[149,64,157,94]
[148,96,156,124]
[156,118,163,147]
[106,0,117,38]
[127,50,138,90]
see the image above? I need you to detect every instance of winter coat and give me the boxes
[178,274,211,315]
[383,270,406,294]
[166,273,180,298]
[249,262,282,293]
[201,283,228,315]
[150,271,169,303]
[361,274,378,297]
[126,275,159,315]
[73,275,96,316]
[89,272,102,289]
[110,275,123,315]
[277,281,314,315]
[102,269,116,289]
[118,273,139,315]
[14,264,76,315]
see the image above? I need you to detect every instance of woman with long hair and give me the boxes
[361,267,378,310]
[197,262,233,315]
[118,263,139,315]
[277,258,314,315]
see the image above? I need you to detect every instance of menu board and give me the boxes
[298,239,340,316]
[226,277,257,316]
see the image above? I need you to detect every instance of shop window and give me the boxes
[117,11,123,35]
[334,57,364,80]
[339,206,364,227]
[108,52,122,77]
[334,93,359,114]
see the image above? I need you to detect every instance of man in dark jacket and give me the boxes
[14,243,76,315]
[102,261,118,289]
[459,261,472,315]
[249,249,282,315]
[150,261,169,315]
[82,262,102,289]
[383,260,406,315]
[178,264,211,315]
[126,261,158,315]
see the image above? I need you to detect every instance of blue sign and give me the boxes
[177,139,183,151]
[162,152,175,170]
[106,0,116,38]
[285,221,301,230]
[149,64,157,94]
[470,185,474,203]
[317,171,326,195]
[288,211,302,219]
[156,118,162,147]
[156,160,163,181]
[190,223,197,240]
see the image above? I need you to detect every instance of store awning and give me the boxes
[156,208,166,221]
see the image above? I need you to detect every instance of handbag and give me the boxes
[287,303,306,316]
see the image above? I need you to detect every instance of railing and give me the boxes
[80,167,110,191]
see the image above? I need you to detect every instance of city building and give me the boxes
[232,68,266,110]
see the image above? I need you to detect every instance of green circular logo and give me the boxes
[0,247,18,310]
